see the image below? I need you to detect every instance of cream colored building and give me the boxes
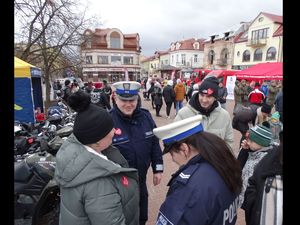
[233,12,283,70]
[203,23,250,70]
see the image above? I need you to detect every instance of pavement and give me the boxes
[141,94,246,225]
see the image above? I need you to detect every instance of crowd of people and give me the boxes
[53,75,283,225]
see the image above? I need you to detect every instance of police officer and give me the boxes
[110,81,164,225]
[153,115,242,225]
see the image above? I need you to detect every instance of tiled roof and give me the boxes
[171,38,205,51]
[261,12,282,23]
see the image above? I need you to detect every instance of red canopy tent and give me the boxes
[205,69,240,85]
[235,62,283,80]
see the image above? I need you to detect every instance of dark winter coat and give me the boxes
[110,106,164,222]
[162,85,176,103]
[232,106,257,134]
[153,87,163,106]
[242,147,282,225]
[156,154,239,225]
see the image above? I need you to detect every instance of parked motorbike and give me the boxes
[14,139,62,225]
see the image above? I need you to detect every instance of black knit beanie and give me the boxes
[261,103,272,114]
[198,76,219,98]
[68,90,114,145]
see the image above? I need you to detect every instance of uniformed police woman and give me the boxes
[55,90,140,225]
[153,115,242,225]
[110,81,164,225]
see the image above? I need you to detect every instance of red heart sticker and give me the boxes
[115,128,122,135]
[207,88,214,95]
[122,176,129,186]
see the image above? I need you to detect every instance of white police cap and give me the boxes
[113,81,141,100]
[153,115,203,154]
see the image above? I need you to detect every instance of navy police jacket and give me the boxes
[110,107,164,183]
[156,154,239,225]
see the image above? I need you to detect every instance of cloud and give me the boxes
[85,0,283,56]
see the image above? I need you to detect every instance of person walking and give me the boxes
[174,76,235,151]
[217,81,228,109]
[153,83,163,117]
[102,79,112,105]
[110,81,164,225]
[54,91,140,225]
[153,115,242,225]
[162,80,176,119]
[61,79,72,103]
[174,79,186,114]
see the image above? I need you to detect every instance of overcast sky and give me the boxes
[86,0,282,57]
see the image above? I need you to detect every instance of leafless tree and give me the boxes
[14,0,101,109]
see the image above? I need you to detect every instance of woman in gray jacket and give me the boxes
[55,90,139,225]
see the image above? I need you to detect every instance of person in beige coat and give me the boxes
[174,76,234,152]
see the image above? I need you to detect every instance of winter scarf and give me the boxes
[189,92,219,117]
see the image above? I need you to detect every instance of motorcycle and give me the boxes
[14,138,62,225]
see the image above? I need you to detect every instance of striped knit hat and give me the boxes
[249,125,272,147]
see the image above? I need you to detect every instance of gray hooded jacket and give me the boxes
[55,134,139,225]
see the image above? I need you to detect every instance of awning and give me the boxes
[14,57,41,78]
[235,62,282,80]
[206,69,240,78]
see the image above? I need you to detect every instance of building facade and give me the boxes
[80,28,141,82]
[232,12,283,70]
[169,38,205,70]
[203,23,250,70]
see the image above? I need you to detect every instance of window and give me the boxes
[98,56,108,64]
[221,48,229,62]
[164,59,168,65]
[181,54,186,65]
[208,50,215,64]
[194,54,198,63]
[266,47,277,60]
[242,50,250,62]
[251,28,269,40]
[176,55,179,63]
[210,36,215,44]
[86,56,93,64]
[237,51,240,57]
[110,32,121,48]
[123,56,133,65]
[253,49,263,61]
[193,42,199,49]
[224,32,230,41]
[171,55,174,64]
[111,56,122,65]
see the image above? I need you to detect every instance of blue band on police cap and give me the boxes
[163,123,203,145]
[116,89,138,95]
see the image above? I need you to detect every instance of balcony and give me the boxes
[246,38,267,47]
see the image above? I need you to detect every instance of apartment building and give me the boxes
[80,28,141,82]
[232,12,283,70]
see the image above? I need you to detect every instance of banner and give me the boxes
[226,76,236,100]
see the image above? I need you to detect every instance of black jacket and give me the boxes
[241,147,282,225]
[162,85,175,103]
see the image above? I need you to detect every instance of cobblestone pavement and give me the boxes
[141,94,246,225]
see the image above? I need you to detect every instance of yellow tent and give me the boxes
[14,56,43,123]
[14,56,40,78]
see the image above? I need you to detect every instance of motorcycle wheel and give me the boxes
[31,187,60,225]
